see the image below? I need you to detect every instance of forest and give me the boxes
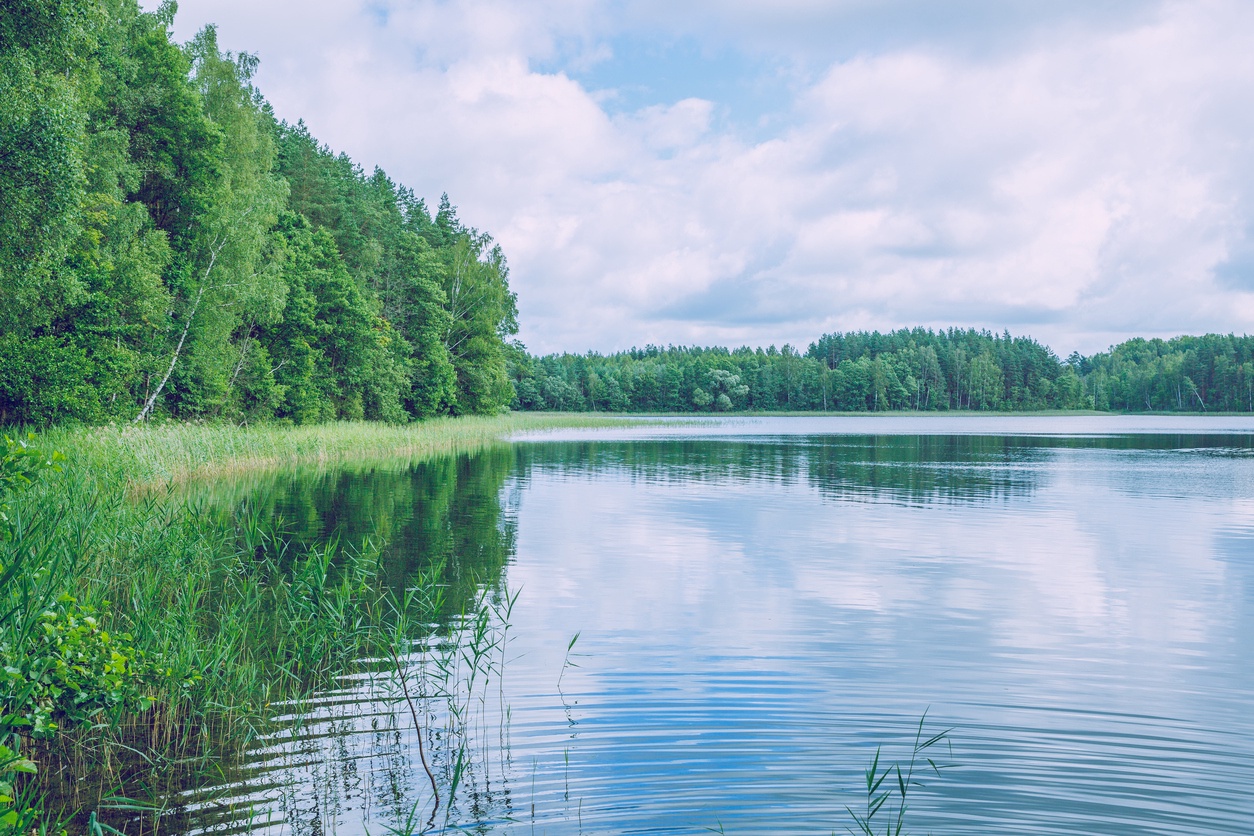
[509,331,1254,414]
[0,0,518,427]
[3,0,1254,429]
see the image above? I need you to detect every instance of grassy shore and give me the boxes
[1,413,621,831]
[44,412,629,490]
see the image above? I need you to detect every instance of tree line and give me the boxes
[509,329,1254,414]
[0,0,518,426]
[1079,334,1254,412]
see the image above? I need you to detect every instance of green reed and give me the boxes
[845,712,955,836]
[369,570,520,835]
[0,415,602,833]
[41,413,625,491]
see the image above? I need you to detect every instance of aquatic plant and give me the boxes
[42,413,626,491]
[845,712,954,836]
[0,415,601,831]
[370,573,521,835]
[1,435,71,835]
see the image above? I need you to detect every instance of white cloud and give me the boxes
[155,0,1254,354]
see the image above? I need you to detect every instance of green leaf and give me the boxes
[8,759,36,775]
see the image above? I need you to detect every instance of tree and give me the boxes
[968,353,1003,410]
[708,369,749,411]
[0,0,100,336]
[439,229,518,414]
[135,25,286,420]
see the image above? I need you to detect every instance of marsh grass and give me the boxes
[354,573,521,836]
[43,413,627,492]
[1,414,608,832]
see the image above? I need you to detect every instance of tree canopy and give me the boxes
[2,1,1251,425]
[0,0,517,426]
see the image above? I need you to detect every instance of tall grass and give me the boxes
[43,413,624,491]
[0,414,613,832]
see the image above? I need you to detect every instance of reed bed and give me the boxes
[43,413,624,490]
[1,414,616,832]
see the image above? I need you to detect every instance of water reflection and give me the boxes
[182,426,1254,835]
[513,435,1050,506]
[177,450,523,835]
[195,448,520,620]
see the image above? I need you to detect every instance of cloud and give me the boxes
[617,0,1161,61]
[154,0,1254,355]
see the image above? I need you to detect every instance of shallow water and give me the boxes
[183,416,1254,835]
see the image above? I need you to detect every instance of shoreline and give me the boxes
[41,413,627,491]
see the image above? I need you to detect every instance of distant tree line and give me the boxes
[509,329,1254,414]
[0,0,517,426]
[1079,334,1254,412]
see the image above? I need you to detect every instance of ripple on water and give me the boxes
[177,422,1254,835]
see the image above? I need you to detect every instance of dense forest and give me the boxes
[510,330,1254,414]
[0,0,518,426]
[1080,334,1254,412]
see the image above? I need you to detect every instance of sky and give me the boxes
[146,0,1254,356]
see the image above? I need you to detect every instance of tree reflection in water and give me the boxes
[180,448,521,836]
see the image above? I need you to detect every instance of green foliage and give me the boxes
[0,336,106,426]
[0,434,66,833]
[1081,333,1254,412]
[512,329,1254,416]
[0,595,192,739]
[0,0,517,427]
[0,435,64,542]
[258,216,412,423]
[439,229,519,414]
[0,0,99,337]
[0,417,609,829]
[0,741,38,834]
[511,329,1080,414]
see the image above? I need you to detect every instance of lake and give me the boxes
[182,416,1254,835]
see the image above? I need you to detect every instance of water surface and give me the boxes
[185,416,1254,835]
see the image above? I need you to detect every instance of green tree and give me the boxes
[137,25,286,420]
[0,0,100,336]
[440,231,519,414]
[968,352,1004,410]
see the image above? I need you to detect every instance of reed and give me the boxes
[0,414,611,833]
[845,712,955,836]
[42,413,625,491]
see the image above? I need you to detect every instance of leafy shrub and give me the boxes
[0,434,64,541]
[0,435,194,833]
[0,433,65,833]
[0,742,36,833]
[1,595,193,739]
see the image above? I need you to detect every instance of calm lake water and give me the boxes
[184,416,1254,835]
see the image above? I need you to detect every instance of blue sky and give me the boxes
[149,0,1254,355]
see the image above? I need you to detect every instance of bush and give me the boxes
[1,595,194,739]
